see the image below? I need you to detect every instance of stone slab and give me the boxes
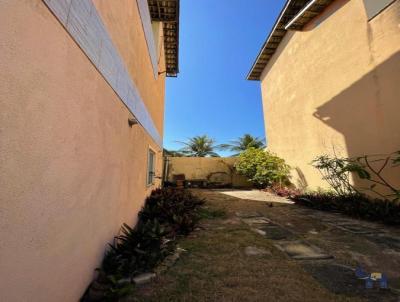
[274,240,333,260]
[302,263,364,295]
[235,211,262,218]
[252,228,267,236]
[244,246,271,256]
[241,217,271,226]
[262,225,295,240]
[133,273,156,285]
[366,234,400,250]
[321,218,355,225]
[336,224,382,234]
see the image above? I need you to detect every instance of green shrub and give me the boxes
[291,193,400,225]
[102,188,204,278]
[235,148,291,188]
[84,189,205,301]
[139,188,205,237]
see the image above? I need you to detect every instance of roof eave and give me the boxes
[246,0,293,81]
[246,0,335,81]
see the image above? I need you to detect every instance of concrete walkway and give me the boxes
[214,189,293,204]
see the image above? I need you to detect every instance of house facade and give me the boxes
[0,0,179,301]
[248,0,400,192]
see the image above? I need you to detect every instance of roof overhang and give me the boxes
[247,0,335,81]
[148,0,180,77]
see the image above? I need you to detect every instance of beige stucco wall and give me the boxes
[0,1,165,301]
[167,157,252,187]
[94,0,166,136]
[260,0,400,193]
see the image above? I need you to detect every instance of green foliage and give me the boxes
[139,188,205,236]
[102,220,172,277]
[235,148,291,188]
[219,134,265,156]
[312,151,400,201]
[177,135,221,157]
[84,189,205,301]
[292,193,400,225]
[103,274,134,302]
[102,188,205,278]
[312,155,359,196]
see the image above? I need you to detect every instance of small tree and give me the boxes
[312,151,400,201]
[235,148,291,188]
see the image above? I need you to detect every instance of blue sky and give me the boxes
[164,0,285,155]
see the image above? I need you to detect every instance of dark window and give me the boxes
[147,149,156,186]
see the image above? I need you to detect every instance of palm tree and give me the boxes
[163,149,184,157]
[177,135,221,157]
[220,134,265,156]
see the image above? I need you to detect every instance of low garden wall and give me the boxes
[166,157,251,188]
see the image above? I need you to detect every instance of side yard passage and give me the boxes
[128,189,400,302]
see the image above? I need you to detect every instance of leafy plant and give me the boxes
[291,192,400,225]
[219,134,265,156]
[265,184,301,198]
[354,152,400,201]
[312,155,360,196]
[82,270,134,302]
[176,135,221,157]
[103,275,134,302]
[84,188,205,301]
[312,151,400,201]
[102,188,204,277]
[139,188,205,236]
[235,148,291,188]
[102,220,172,277]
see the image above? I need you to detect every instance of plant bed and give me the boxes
[81,188,205,302]
[263,184,301,198]
[291,193,400,226]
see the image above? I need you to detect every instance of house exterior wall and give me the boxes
[0,1,165,301]
[260,0,400,192]
[93,0,166,135]
[167,157,252,188]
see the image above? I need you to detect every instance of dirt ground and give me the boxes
[127,189,400,302]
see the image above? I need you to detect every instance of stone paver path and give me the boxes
[205,189,400,299]
[131,189,400,302]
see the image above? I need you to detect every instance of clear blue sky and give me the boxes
[164,0,285,155]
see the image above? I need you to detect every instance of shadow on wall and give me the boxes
[295,167,309,191]
[313,51,400,194]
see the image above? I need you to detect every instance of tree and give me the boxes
[220,134,265,156]
[235,148,290,188]
[177,135,221,157]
